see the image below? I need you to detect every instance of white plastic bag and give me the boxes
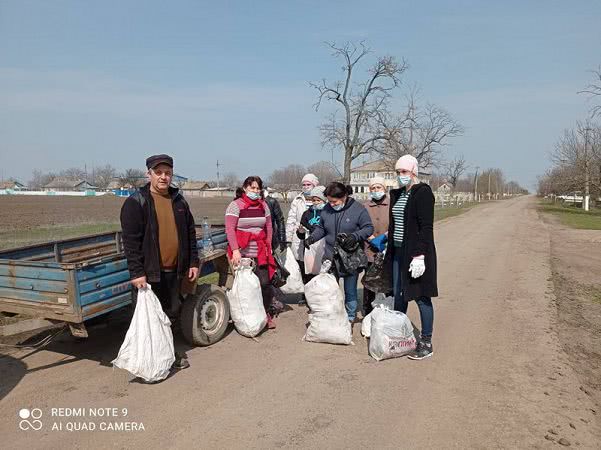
[280,247,305,295]
[303,239,325,275]
[303,262,352,345]
[369,307,416,361]
[112,285,175,382]
[361,294,395,338]
[227,259,267,337]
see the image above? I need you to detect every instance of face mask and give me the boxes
[314,203,325,210]
[398,175,412,186]
[370,191,385,201]
[303,186,313,195]
[332,204,344,211]
[246,191,261,200]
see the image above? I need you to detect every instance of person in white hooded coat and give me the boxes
[285,173,319,290]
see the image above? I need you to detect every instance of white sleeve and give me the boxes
[286,198,299,242]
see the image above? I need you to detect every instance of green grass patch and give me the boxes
[197,272,219,285]
[0,222,120,250]
[434,202,477,222]
[538,200,601,230]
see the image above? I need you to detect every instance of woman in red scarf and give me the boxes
[225,176,277,329]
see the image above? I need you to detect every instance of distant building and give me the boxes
[0,180,26,191]
[43,178,97,192]
[180,181,211,197]
[436,182,453,194]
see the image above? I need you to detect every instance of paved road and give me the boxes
[1,196,599,448]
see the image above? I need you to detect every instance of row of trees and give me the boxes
[28,166,147,190]
[431,165,528,198]
[267,161,339,202]
[538,67,601,209]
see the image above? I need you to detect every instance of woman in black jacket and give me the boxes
[384,154,438,360]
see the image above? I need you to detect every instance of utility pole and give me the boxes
[473,166,479,202]
[583,127,591,212]
[216,160,221,189]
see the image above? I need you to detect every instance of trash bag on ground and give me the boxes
[303,261,352,345]
[361,293,395,338]
[362,252,392,293]
[369,306,416,361]
[304,239,326,275]
[227,259,267,337]
[280,247,305,295]
[112,285,175,382]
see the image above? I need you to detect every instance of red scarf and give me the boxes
[227,194,276,279]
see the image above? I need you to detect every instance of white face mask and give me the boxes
[370,191,385,201]
[398,175,412,186]
[332,204,344,211]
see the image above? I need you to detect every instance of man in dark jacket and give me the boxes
[120,154,199,370]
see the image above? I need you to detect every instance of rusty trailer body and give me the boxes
[0,228,232,344]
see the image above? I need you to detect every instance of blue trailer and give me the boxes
[0,228,232,346]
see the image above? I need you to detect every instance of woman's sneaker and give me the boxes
[266,314,277,329]
[408,340,433,360]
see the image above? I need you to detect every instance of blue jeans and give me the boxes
[339,273,359,321]
[392,247,434,337]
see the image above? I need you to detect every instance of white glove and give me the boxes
[409,257,425,278]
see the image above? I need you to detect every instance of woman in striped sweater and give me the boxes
[225,176,277,329]
[385,155,438,360]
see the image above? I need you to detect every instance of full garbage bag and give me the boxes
[369,306,416,361]
[279,247,305,295]
[304,239,325,275]
[361,294,395,338]
[303,261,352,345]
[112,285,175,382]
[227,259,267,337]
[362,252,392,293]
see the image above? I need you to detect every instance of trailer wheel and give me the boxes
[180,284,230,346]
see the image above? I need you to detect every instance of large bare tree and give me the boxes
[311,42,408,182]
[92,164,117,189]
[579,66,601,118]
[377,90,464,170]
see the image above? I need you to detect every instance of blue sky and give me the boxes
[1,0,600,189]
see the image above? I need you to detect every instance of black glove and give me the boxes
[344,234,357,248]
[304,237,313,250]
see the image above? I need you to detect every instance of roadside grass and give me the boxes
[198,272,220,285]
[434,202,478,221]
[538,200,601,230]
[0,222,120,251]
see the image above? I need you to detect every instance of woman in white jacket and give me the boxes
[285,173,319,292]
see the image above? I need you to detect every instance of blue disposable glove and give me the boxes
[369,234,388,252]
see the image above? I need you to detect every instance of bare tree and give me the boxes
[311,41,408,182]
[221,172,240,189]
[307,160,341,185]
[268,164,306,203]
[377,90,464,170]
[28,169,56,190]
[92,164,117,189]
[120,168,147,188]
[579,66,601,118]
[60,167,87,180]
[444,154,468,189]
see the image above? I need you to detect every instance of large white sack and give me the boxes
[303,239,325,275]
[280,247,305,295]
[112,285,175,382]
[303,262,352,345]
[361,294,395,338]
[227,260,267,337]
[369,307,416,361]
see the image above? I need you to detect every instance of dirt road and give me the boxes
[1,196,599,448]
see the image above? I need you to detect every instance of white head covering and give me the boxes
[368,176,386,189]
[301,173,319,186]
[395,155,419,176]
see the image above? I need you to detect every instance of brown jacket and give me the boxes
[363,195,390,262]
